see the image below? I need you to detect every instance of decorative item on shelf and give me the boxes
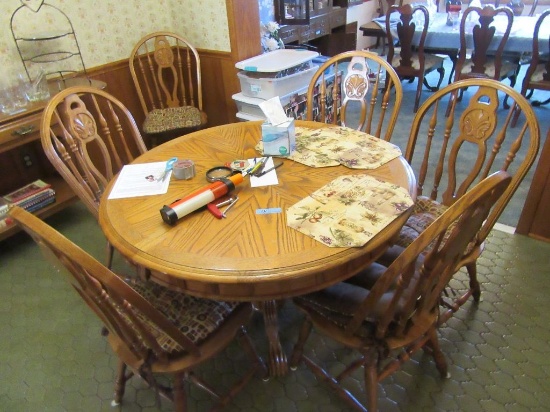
[507,0,525,16]
[261,22,285,53]
[275,0,310,25]
[10,0,90,86]
[446,0,462,26]
[0,74,29,115]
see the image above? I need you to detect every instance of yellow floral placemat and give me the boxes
[287,174,414,247]
[256,126,402,169]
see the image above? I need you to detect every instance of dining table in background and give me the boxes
[99,120,416,377]
[361,12,550,53]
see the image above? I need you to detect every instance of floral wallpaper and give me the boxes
[0,0,230,87]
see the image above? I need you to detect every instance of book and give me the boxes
[25,196,56,213]
[3,180,52,204]
[15,189,56,209]
[0,198,9,217]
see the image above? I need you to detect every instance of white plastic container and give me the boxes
[237,64,318,99]
[236,111,265,122]
[235,49,319,73]
[233,86,308,119]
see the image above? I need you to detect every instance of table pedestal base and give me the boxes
[257,300,288,377]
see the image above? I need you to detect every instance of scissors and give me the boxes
[156,157,178,182]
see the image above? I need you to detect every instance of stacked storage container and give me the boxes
[233,49,320,121]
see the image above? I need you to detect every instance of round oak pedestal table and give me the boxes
[99,120,416,377]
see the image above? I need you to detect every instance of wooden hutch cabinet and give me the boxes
[0,99,78,240]
[277,0,358,56]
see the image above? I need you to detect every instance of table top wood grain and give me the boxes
[99,120,416,301]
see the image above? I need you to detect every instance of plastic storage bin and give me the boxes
[237,64,318,99]
[233,86,308,119]
[236,112,265,122]
[235,49,319,75]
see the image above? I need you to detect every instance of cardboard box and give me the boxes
[262,119,295,156]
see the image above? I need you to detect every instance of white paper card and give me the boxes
[248,157,279,187]
[108,162,171,199]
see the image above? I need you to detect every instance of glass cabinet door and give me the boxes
[277,0,311,24]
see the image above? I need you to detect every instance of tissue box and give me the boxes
[262,119,295,156]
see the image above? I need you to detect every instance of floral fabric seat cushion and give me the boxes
[391,49,445,71]
[394,196,447,249]
[531,63,550,83]
[128,278,239,353]
[143,106,202,134]
[459,58,517,78]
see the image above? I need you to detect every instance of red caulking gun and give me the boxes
[160,173,244,225]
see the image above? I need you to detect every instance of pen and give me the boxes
[255,161,283,177]
[249,157,268,176]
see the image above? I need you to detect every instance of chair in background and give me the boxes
[383,78,539,322]
[508,0,539,16]
[8,205,267,411]
[305,50,403,142]
[386,4,446,112]
[454,6,518,107]
[129,32,207,147]
[359,0,403,56]
[514,9,550,121]
[526,0,539,16]
[289,171,512,412]
[41,86,148,269]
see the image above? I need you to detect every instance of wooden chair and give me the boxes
[360,0,403,56]
[7,205,268,411]
[526,0,539,16]
[386,4,446,112]
[129,32,207,147]
[289,171,512,412]
[305,50,403,141]
[508,0,539,16]
[515,9,550,117]
[383,78,540,322]
[454,6,518,107]
[40,86,148,269]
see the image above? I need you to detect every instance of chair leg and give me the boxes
[511,99,522,128]
[447,55,457,84]
[503,70,519,109]
[466,261,481,302]
[172,371,187,412]
[422,66,445,92]
[425,328,450,379]
[112,360,132,406]
[106,241,114,270]
[363,347,380,412]
[414,77,424,113]
[435,66,445,90]
[533,95,550,107]
[289,316,313,369]
[237,326,269,381]
[457,87,465,102]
